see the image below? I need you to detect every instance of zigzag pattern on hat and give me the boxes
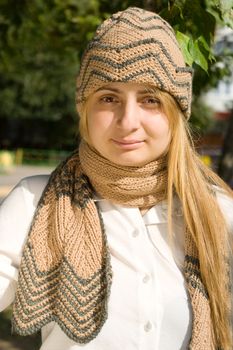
[76,7,193,118]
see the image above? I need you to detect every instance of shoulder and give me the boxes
[1,174,50,216]
[18,175,50,203]
[0,175,50,262]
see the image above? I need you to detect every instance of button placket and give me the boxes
[131,216,157,344]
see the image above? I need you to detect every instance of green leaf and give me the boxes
[197,36,215,62]
[176,31,194,66]
[189,39,209,72]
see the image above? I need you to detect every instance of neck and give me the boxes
[79,141,168,208]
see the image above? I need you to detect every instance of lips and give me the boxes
[112,139,143,145]
[111,138,144,149]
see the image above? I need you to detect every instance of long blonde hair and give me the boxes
[158,90,233,349]
[78,88,233,349]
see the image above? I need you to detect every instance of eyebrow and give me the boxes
[95,86,157,94]
[95,87,120,93]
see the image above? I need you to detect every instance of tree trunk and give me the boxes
[218,110,233,188]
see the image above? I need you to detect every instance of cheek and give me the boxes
[87,111,112,139]
[147,116,170,139]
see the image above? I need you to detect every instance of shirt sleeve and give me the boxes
[0,175,49,311]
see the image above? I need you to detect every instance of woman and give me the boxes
[0,7,232,350]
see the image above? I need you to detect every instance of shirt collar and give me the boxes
[93,194,183,225]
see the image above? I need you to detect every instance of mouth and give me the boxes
[111,139,144,149]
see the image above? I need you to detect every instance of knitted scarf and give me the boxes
[12,142,215,349]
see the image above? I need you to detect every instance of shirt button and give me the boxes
[144,321,152,332]
[132,228,140,237]
[174,206,183,216]
[161,203,168,212]
[142,274,150,283]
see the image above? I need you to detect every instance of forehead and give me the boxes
[94,82,158,94]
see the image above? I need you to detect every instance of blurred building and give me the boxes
[204,26,233,116]
[200,27,233,172]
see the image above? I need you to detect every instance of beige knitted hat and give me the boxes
[76,7,193,118]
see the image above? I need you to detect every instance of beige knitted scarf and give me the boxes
[12,142,216,349]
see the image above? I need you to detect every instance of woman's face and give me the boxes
[86,82,171,166]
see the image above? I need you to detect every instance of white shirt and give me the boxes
[0,175,232,350]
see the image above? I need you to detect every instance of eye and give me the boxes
[99,95,119,104]
[141,95,162,110]
[142,96,161,105]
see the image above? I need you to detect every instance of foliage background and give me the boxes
[0,0,232,150]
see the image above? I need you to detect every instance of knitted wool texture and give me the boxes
[79,142,167,207]
[12,142,216,349]
[76,7,193,118]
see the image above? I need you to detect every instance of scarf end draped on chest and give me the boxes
[12,142,219,349]
[12,145,115,343]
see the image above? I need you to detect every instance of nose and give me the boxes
[116,97,140,131]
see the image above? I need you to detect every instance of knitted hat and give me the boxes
[76,7,193,118]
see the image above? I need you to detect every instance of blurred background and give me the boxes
[0,0,232,349]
